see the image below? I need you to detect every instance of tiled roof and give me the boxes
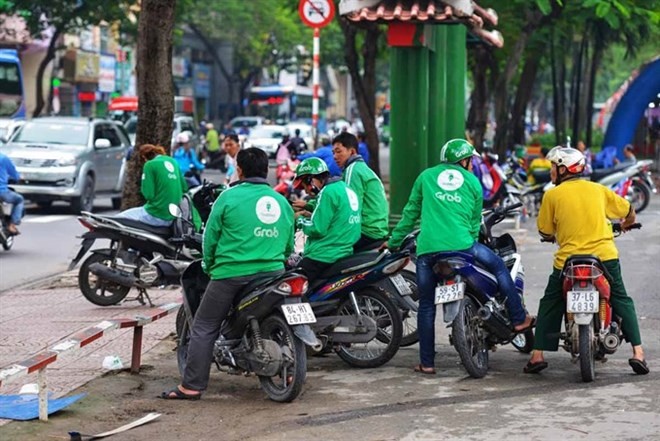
[341,1,503,47]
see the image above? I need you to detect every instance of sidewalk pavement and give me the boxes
[0,274,180,425]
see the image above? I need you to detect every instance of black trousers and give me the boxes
[353,234,387,252]
[300,257,334,286]
[182,270,282,391]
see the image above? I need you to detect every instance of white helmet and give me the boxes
[546,146,585,174]
[176,132,190,144]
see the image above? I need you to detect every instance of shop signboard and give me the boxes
[193,63,211,98]
[98,54,116,92]
[75,51,100,83]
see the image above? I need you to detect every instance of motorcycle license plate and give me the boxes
[281,303,317,325]
[390,274,412,295]
[566,291,599,313]
[435,282,465,304]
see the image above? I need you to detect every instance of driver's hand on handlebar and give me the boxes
[292,200,307,211]
[378,241,390,252]
[294,210,311,220]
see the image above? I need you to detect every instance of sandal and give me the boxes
[159,387,202,400]
[628,358,649,375]
[413,364,436,375]
[514,316,536,333]
[523,360,548,374]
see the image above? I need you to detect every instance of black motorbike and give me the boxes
[175,255,319,402]
[0,191,16,251]
[69,181,224,306]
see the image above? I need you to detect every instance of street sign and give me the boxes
[299,0,335,29]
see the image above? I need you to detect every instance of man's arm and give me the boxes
[140,162,155,200]
[469,180,483,240]
[298,191,331,238]
[202,197,224,273]
[389,177,423,248]
[537,191,555,239]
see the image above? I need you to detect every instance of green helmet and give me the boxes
[439,139,476,163]
[293,157,329,188]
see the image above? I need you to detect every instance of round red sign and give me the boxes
[298,0,335,28]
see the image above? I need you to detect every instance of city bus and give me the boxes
[0,49,26,120]
[247,84,323,123]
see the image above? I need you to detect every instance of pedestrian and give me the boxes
[356,132,370,165]
[576,140,593,175]
[223,133,241,184]
[331,132,388,251]
[0,151,24,235]
[173,132,205,188]
[385,139,534,375]
[118,144,187,227]
[160,148,295,400]
[524,146,648,375]
[297,136,342,177]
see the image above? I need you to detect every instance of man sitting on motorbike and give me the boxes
[292,157,361,283]
[0,151,23,235]
[525,146,648,375]
[173,132,205,188]
[161,147,295,400]
[119,144,187,227]
[331,132,389,251]
[385,139,534,375]
[527,147,552,185]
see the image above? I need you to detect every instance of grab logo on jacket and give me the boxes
[346,188,359,211]
[255,196,282,224]
[437,169,464,192]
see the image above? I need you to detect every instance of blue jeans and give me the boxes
[0,190,24,225]
[118,206,172,227]
[415,242,526,368]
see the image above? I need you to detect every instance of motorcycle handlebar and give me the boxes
[612,222,642,233]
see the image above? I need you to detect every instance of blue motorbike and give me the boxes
[430,202,534,378]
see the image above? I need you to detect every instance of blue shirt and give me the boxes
[173,147,205,174]
[358,141,370,165]
[298,145,342,177]
[0,153,20,193]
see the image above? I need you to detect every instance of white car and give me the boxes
[244,125,287,157]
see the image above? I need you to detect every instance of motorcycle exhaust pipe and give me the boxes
[602,333,620,354]
[477,305,515,340]
[88,262,136,288]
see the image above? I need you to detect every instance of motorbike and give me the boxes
[69,181,224,306]
[176,255,319,402]
[429,202,534,378]
[473,151,522,209]
[298,248,411,368]
[273,159,303,201]
[0,195,16,251]
[541,222,642,382]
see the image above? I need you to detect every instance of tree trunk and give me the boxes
[339,19,381,176]
[585,41,603,149]
[510,48,542,146]
[122,0,176,210]
[33,27,63,117]
[571,33,587,144]
[467,45,491,149]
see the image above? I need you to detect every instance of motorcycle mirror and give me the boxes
[168,203,183,218]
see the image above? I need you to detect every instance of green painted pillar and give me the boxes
[389,46,429,223]
[427,26,448,167]
[445,25,467,140]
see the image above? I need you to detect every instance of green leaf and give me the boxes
[535,0,552,15]
[596,2,611,17]
[612,0,631,18]
[604,11,621,28]
[582,0,601,8]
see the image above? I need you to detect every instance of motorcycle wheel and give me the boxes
[510,328,535,354]
[629,180,651,213]
[78,252,131,306]
[335,288,403,369]
[2,234,13,251]
[258,314,307,403]
[579,324,596,383]
[452,297,489,378]
[399,270,419,347]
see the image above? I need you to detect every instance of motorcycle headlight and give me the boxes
[57,156,77,166]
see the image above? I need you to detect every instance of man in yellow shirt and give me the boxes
[525,146,648,375]
[527,147,551,184]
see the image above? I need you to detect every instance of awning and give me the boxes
[339,0,503,47]
[108,96,138,112]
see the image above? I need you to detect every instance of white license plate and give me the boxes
[281,303,317,325]
[567,291,599,313]
[435,282,465,304]
[390,274,412,295]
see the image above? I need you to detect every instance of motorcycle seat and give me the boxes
[106,216,173,237]
[237,275,279,300]
[562,254,614,282]
[319,251,384,279]
[590,163,631,182]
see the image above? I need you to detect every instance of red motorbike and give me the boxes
[274,159,302,200]
[543,222,641,382]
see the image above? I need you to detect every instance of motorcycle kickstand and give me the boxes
[135,288,154,307]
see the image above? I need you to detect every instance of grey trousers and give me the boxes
[182,270,283,391]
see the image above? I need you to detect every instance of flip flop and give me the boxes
[514,317,537,333]
[159,387,202,400]
[413,364,436,375]
[523,360,548,374]
[628,358,650,375]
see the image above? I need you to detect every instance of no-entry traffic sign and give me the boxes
[299,0,335,28]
